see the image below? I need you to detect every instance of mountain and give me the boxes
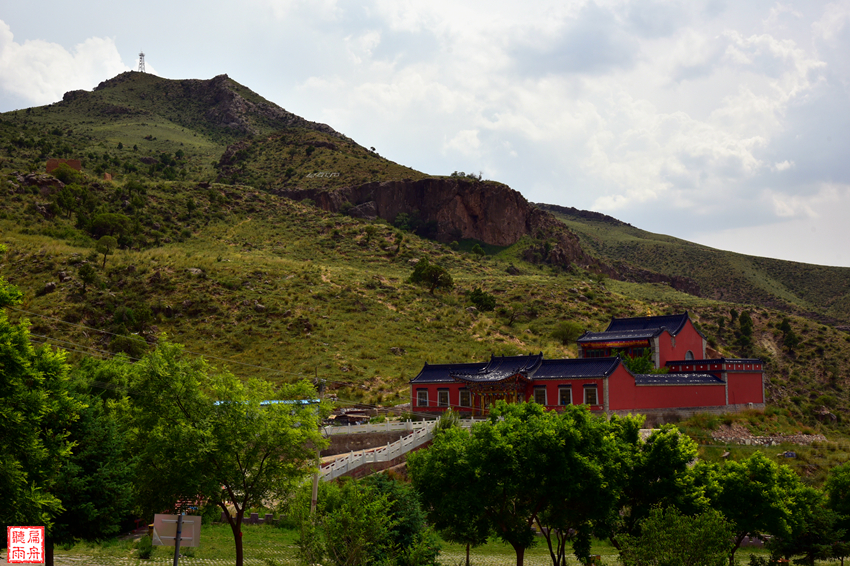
[538,204,850,326]
[1,72,849,439]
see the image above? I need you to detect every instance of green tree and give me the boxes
[497,301,525,326]
[298,478,398,566]
[409,257,454,294]
[697,452,800,565]
[469,287,496,311]
[96,235,118,269]
[407,425,490,566]
[619,349,669,375]
[360,474,441,566]
[470,243,485,256]
[768,486,844,566]
[409,402,620,566]
[46,387,135,565]
[127,340,327,566]
[825,462,850,565]
[784,330,800,353]
[550,321,584,345]
[0,277,83,549]
[618,507,732,566]
[51,162,83,185]
[89,212,130,238]
[77,262,97,291]
[364,225,378,243]
[599,424,703,549]
[54,183,83,218]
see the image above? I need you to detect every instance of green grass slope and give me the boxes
[1,72,850,450]
[539,204,850,325]
[215,128,427,190]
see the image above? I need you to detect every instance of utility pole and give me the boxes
[172,512,183,566]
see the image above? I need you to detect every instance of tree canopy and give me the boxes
[409,402,632,566]
[696,452,801,565]
[127,340,328,566]
[409,257,454,294]
[0,276,82,549]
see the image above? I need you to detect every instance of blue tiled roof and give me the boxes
[577,328,662,343]
[666,357,762,366]
[606,313,690,334]
[633,373,724,385]
[411,355,621,384]
[410,362,487,384]
[577,313,692,344]
[532,358,621,379]
[453,353,544,382]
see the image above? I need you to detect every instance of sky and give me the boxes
[1,1,849,267]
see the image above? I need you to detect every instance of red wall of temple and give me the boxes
[607,366,726,410]
[526,379,604,411]
[412,383,470,412]
[411,379,607,413]
[46,158,82,173]
[727,372,764,405]
[657,320,705,366]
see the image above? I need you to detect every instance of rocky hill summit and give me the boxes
[62,71,346,140]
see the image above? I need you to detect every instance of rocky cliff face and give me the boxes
[277,178,594,268]
[177,74,344,137]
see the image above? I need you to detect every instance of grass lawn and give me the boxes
[48,523,298,565]
[8,525,822,566]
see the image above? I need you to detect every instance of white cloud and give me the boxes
[259,0,340,20]
[0,20,131,107]
[812,1,850,42]
[696,183,850,266]
[443,129,481,158]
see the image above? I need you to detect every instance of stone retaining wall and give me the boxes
[608,403,765,427]
[320,431,412,457]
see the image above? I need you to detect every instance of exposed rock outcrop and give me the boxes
[15,172,64,192]
[276,178,594,268]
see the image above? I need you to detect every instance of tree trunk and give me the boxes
[511,542,525,566]
[466,542,470,566]
[729,534,746,566]
[227,510,245,566]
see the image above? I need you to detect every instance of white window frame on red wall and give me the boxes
[533,387,547,405]
[583,386,598,405]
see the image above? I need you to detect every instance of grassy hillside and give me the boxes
[1,72,850,453]
[540,204,850,325]
[216,128,427,190]
[3,176,850,432]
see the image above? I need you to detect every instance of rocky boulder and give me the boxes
[17,173,64,192]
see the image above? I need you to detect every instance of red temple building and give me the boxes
[409,313,764,418]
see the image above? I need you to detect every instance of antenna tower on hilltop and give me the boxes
[138,51,145,73]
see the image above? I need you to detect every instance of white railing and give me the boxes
[319,418,485,481]
[322,417,485,436]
